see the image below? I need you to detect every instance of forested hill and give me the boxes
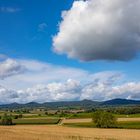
[0,98,140,109]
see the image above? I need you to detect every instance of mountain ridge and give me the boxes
[0,98,140,109]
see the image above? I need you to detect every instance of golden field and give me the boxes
[0,125,140,140]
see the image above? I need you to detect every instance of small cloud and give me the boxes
[0,7,20,13]
[38,23,47,32]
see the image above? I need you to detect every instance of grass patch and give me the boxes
[0,118,60,125]
[114,114,140,118]
[64,121,140,129]
[117,121,140,129]
[68,113,93,119]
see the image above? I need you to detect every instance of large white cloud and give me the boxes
[53,0,140,61]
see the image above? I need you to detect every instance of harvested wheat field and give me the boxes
[0,125,140,140]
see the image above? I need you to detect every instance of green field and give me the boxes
[63,121,140,129]
[67,112,140,119]
[0,118,60,125]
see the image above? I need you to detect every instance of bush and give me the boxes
[92,111,117,128]
[45,112,48,115]
[1,113,13,125]
[13,115,19,119]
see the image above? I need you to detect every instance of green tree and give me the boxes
[92,111,116,128]
[1,113,13,125]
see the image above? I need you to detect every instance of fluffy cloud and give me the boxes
[80,81,140,101]
[0,85,18,104]
[110,82,140,100]
[0,58,91,90]
[53,0,140,61]
[0,59,26,79]
[18,79,81,103]
[0,58,140,103]
[1,78,140,104]
[0,79,81,103]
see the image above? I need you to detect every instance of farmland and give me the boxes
[0,125,140,140]
[0,101,140,140]
[0,114,140,140]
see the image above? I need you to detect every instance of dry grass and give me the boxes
[0,125,140,140]
[118,118,140,122]
[62,118,92,124]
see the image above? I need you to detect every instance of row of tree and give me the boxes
[87,106,140,115]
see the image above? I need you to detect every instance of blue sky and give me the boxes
[0,0,140,103]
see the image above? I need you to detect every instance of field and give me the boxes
[66,113,140,119]
[0,125,140,140]
[0,111,140,140]
[63,121,140,129]
[62,118,140,129]
[12,118,60,125]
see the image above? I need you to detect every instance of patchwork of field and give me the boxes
[0,125,140,140]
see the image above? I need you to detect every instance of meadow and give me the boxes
[63,121,140,129]
[12,118,60,125]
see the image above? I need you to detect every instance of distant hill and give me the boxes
[0,98,140,109]
[102,98,140,106]
[0,100,99,109]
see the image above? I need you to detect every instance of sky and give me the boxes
[0,0,140,104]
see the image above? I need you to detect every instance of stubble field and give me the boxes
[0,125,140,140]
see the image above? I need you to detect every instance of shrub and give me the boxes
[45,112,48,115]
[92,111,117,128]
[13,115,19,119]
[1,113,13,125]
